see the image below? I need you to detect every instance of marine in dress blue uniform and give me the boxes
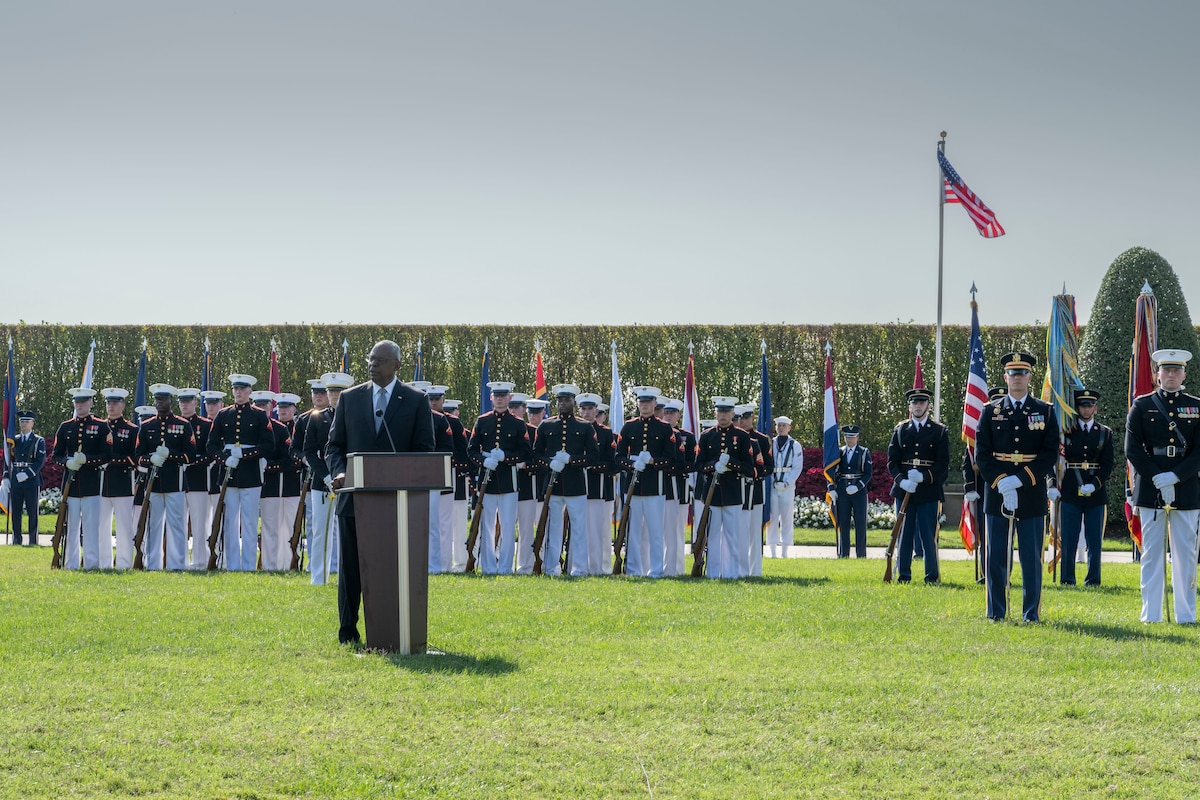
[177,388,215,570]
[99,388,138,568]
[136,385,198,570]
[257,391,303,570]
[829,424,872,559]
[4,410,46,546]
[886,388,950,584]
[467,381,533,575]
[441,398,472,572]
[578,393,618,575]
[614,387,677,578]
[532,384,599,576]
[1125,349,1200,623]
[695,397,755,579]
[52,388,113,569]
[976,353,1060,622]
[1054,388,1114,586]
[662,398,696,576]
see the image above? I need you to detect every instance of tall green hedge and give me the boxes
[5,323,1050,472]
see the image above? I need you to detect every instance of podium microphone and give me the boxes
[378,409,397,452]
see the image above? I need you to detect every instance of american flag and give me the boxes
[960,299,989,450]
[943,179,960,204]
[939,151,1005,238]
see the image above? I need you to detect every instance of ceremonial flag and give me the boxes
[682,342,700,436]
[913,342,926,390]
[943,179,960,205]
[479,340,493,415]
[80,339,96,390]
[533,346,547,401]
[822,345,840,524]
[1126,282,1157,549]
[959,295,989,553]
[342,338,350,373]
[938,151,1006,238]
[200,337,211,393]
[268,338,281,416]
[3,338,17,474]
[413,336,424,382]
[757,341,773,530]
[133,339,148,409]
[1041,292,1085,433]
[609,342,623,433]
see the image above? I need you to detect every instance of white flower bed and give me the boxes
[794,496,896,530]
[38,487,62,515]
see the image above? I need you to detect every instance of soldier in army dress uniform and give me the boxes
[886,387,950,584]
[1054,388,1114,586]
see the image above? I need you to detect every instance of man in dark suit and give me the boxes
[326,340,436,645]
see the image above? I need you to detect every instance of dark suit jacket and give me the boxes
[325,381,436,515]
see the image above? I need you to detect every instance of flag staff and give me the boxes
[934,130,948,422]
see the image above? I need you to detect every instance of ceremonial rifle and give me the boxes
[132,463,161,570]
[50,470,75,569]
[531,470,560,575]
[289,466,313,571]
[689,471,720,577]
[611,470,641,574]
[882,492,912,583]
[206,465,234,571]
[464,465,494,574]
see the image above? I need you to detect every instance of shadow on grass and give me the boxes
[376,649,518,675]
[1046,620,1195,644]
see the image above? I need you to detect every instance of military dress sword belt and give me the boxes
[992,452,1036,464]
[839,473,864,480]
[903,459,936,467]
[1150,446,1185,458]
[1065,461,1099,470]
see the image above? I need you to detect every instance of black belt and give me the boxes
[1151,446,1185,458]
[903,459,936,467]
[839,473,864,480]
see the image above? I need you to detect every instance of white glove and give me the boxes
[638,450,652,464]
[324,475,334,490]
[155,444,170,459]
[827,489,838,503]
[553,451,570,466]
[1153,472,1179,489]
[71,451,87,467]
[899,479,917,494]
[633,457,647,473]
[1047,487,1061,502]
[906,469,924,484]
[1078,483,1095,497]
[963,490,980,502]
[15,472,27,483]
[997,475,1022,494]
[846,484,859,495]
[1002,489,1018,511]
[1161,485,1176,506]
[225,455,240,469]
[717,453,729,468]
[150,453,167,468]
[483,456,499,471]
[66,454,84,471]
[230,445,244,459]
[549,458,565,473]
[490,448,505,462]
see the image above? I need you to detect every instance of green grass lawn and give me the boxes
[1,545,1196,798]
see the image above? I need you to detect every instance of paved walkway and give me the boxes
[767,545,1137,563]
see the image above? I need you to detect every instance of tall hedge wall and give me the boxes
[4,323,1050,472]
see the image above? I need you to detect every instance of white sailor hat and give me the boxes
[487,380,516,395]
[577,393,603,406]
[250,390,276,403]
[1153,349,1193,368]
[177,388,201,400]
[406,380,433,392]
[427,385,449,397]
[276,392,301,406]
[711,396,739,410]
[149,383,178,397]
[101,387,129,401]
[553,383,580,397]
[321,372,354,390]
[200,390,227,401]
[508,392,529,405]
[69,387,97,401]
[632,386,662,401]
[774,415,792,425]
[228,373,257,387]
[134,405,156,418]
[527,399,549,412]
[306,378,328,391]
[442,399,462,411]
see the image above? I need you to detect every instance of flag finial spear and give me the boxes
[142,337,147,350]
[204,336,211,350]
[761,339,766,356]
[1142,280,1154,295]
[342,338,348,349]
[688,340,694,355]
[270,337,278,351]
[916,340,922,357]
[1062,282,1067,295]
[824,341,832,357]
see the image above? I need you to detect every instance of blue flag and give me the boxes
[479,341,493,415]
[4,341,17,447]
[200,337,211,394]
[757,342,773,531]
[134,342,148,409]
[822,346,840,524]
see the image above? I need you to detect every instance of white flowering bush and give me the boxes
[39,487,63,515]
[795,496,897,530]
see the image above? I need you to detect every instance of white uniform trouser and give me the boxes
[185,491,211,570]
[545,494,588,576]
[222,487,260,571]
[708,505,743,579]
[737,501,754,578]
[146,491,187,570]
[769,485,795,557]
[259,497,285,571]
[586,499,614,575]
[277,495,300,569]
[66,494,101,570]
[308,490,337,584]
[663,500,682,577]
[100,495,135,569]
[515,498,539,575]
[480,492,518,575]
[748,502,764,576]
[451,499,469,572]
[434,491,455,573]
[428,492,444,573]
[1138,506,1200,623]
[626,494,665,577]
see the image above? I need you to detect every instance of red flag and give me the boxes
[1126,283,1157,549]
[913,343,926,390]
[534,348,547,401]
[960,498,977,553]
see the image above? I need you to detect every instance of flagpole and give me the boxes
[934,131,947,422]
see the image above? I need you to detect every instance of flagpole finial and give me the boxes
[761,339,766,355]
[204,335,211,349]
[688,340,694,355]
[270,337,278,351]
[90,339,96,348]
[970,281,978,301]
[1142,280,1154,295]
[824,341,832,357]
[916,341,922,356]
[1062,282,1067,295]
[142,337,147,350]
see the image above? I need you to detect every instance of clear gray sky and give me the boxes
[3,1,1197,327]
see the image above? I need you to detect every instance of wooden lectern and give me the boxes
[341,452,452,654]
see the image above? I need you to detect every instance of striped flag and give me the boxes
[959,298,989,553]
[943,179,960,204]
[1126,282,1157,549]
[80,339,96,390]
[938,151,1005,238]
[3,339,17,491]
[534,346,547,401]
[682,342,700,437]
[821,345,840,524]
